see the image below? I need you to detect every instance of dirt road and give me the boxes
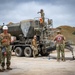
[0,46,75,75]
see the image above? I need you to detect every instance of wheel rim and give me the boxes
[24,47,32,57]
[16,49,20,55]
[25,49,30,55]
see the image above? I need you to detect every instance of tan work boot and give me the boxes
[0,69,4,72]
[7,67,12,70]
[61,58,65,62]
[62,59,66,62]
[0,67,5,72]
[57,58,60,62]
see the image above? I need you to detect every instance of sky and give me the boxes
[0,0,75,27]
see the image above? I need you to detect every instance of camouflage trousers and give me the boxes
[56,44,65,61]
[1,46,11,68]
[32,46,38,57]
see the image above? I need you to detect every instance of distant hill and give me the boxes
[57,25,75,44]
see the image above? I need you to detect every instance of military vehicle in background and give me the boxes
[0,9,54,57]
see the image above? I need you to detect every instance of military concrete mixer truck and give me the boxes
[0,9,55,57]
[7,19,54,57]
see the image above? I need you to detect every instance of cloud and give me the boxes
[0,0,75,27]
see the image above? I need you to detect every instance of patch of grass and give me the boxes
[72,31,75,35]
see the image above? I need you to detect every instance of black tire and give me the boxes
[40,47,49,56]
[15,47,23,57]
[24,47,32,57]
[41,52,49,56]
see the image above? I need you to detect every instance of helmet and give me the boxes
[3,25,8,30]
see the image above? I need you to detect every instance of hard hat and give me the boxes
[3,25,8,30]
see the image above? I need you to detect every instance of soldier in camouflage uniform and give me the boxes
[0,25,12,71]
[38,9,45,24]
[54,31,66,61]
[31,35,38,57]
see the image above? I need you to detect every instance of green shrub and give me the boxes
[72,31,75,35]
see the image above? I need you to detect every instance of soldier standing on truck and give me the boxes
[38,9,45,25]
[31,35,38,57]
[0,25,12,71]
[54,31,66,62]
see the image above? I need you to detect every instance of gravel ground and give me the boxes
[0,46,75,75]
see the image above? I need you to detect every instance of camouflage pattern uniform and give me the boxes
[0,49,1,63]
[54,32,66,61]
[38,9,45,25]
[32,37,38,57]
[0,33,11,70]
[0,35,3,62]
[40,9,45,23]
[0,34,3,72]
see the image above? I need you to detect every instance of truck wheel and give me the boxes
[40,46,49,56]
[41,52,49,56]
[24,47,32,57]
[15,47,23,57]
